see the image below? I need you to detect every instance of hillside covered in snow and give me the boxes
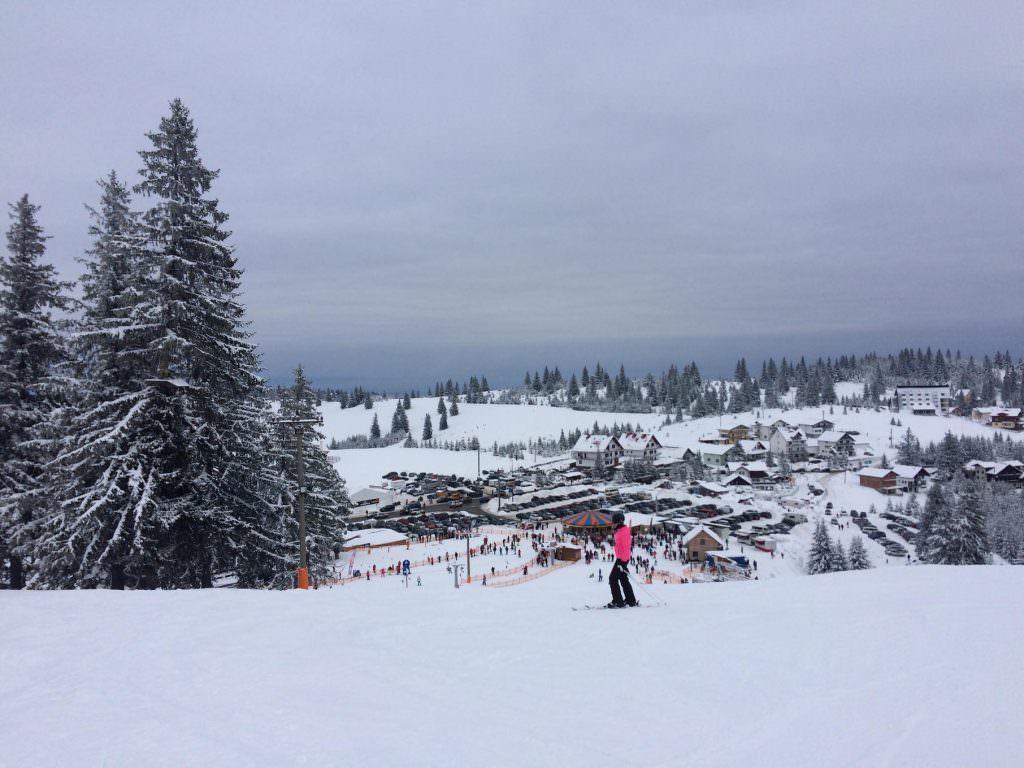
[2,566,1020,767]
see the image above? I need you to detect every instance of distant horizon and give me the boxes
[266,322,1024,391]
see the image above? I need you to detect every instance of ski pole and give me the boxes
[624,566,664,606]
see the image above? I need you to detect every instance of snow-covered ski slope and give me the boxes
[2,566,1021,766]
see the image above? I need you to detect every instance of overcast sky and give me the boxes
[2,1,1022,388]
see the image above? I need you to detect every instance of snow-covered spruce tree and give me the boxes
[390,402,406,435]
[917,481,950,563]
[896,429,922,466]
[437,397,447,416]
[0,196,73,589]
[936,431,965,479]
[847,536,872,569]
[273,366,348,582]
[806,520,836,574]
[833,538,849,571]
[370,413,381,439]
[439,411,448,431]
[928,479,989,565]
[32,174,159,588]
[450,399,459,416]
[132,99,282,587]
[422,413,433,441]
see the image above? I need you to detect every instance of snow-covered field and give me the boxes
[2,565,1021,767]
[323,393,1022,491]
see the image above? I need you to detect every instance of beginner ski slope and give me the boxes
[2,566,1021,767]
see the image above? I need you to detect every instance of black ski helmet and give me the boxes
[612,511,625,525]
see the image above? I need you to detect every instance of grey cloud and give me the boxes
[1,0,1021,385]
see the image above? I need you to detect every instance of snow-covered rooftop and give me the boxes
[859,467,895,479]
[681,524,725,546]
[571,433,620,453]
[618,432,661,451]
[343,528,409,548]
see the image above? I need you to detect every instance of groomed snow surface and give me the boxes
[2,566,1022,767]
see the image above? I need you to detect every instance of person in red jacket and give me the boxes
[608,511,638,608]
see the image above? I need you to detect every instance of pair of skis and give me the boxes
[571,603,660,611]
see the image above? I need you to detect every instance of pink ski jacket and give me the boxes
[613,525,632,562]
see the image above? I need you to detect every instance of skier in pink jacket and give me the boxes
[608,511,637,608]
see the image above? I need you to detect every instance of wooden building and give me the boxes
[858,468,898,493]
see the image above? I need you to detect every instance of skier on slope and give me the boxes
[607,512,638,608]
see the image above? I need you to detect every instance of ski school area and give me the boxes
[328,517,772,597]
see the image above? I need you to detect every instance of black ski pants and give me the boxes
[609,559,636,606]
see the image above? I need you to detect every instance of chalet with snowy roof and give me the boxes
[570,434,624,469]
[699,443,741,468]
[736,439,769,461]
[726,460,780,490]
[769,427,808,463]
[717,424,752,444]
[618,432,663,462]
[754,419,790,440]
[722,473,752,489]
[798,419,835,438]
[963,460,1024,487]
[815,430,857,456]
[971,407,1022,431]
[681,524,725,561]
[858,467,898,494]
[892,464,928,492]
[989,462,1024,486]
[694,481,729,497]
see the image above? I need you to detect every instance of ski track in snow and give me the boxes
[1,567,1021,767]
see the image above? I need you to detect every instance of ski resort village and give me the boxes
[4,4,1023,763]
[9,362,1024,766]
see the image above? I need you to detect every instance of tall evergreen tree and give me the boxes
[370,413,381,439]
[33,176,156,588]
[390,402,408,435]
[422,414,433,441]
[925,480,989,565]
[806,520,836,574]
[847,536,872,569]
[0,195,73,588]
[273,365,348,582]
[57,99,285,588]
[917,481,950,563]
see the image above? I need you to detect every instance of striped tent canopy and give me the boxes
[561,509,614,529]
